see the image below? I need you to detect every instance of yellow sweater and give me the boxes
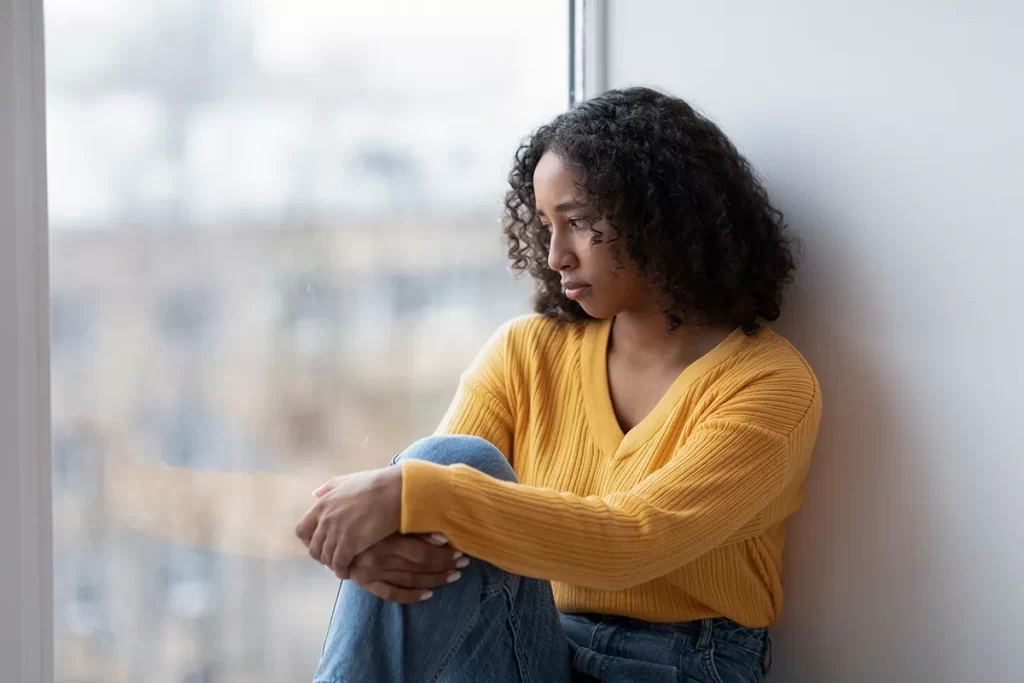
[400,315,821,627]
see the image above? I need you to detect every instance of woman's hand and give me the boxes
[347,534,468,604]
[295,467,403,577]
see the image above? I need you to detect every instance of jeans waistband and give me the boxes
[683,617,772,673]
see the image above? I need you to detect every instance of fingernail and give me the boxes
[447,571,462,584]
[455,557,470,569]
[420,591,434,601]
[429,534,449,545]
[452,551,464,560]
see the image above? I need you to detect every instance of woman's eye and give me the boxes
[568,218,589,231]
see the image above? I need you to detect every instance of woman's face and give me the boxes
[533,151,652,319]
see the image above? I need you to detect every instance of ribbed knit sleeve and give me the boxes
[402,402,818,591]
[432,321,515,461]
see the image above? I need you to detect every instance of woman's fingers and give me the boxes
[423,533,449,546]
[351,536,458,573]
[351,568,461,591]
[356,580,435,606]
[330,538,350,580]
[387,535,464,571]
[344,533,469,597]
[319,532,337,569]
[307,521,327,563]
[341,534,470,602]
[350,567,464,604]
[352,552,434,574]
[312,475,342,499]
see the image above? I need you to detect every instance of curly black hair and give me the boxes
[503,87,796,332]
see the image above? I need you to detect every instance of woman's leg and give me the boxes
[313,435,572,683]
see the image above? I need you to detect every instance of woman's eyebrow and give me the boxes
[537,200,588,219]
[553,200,587,213]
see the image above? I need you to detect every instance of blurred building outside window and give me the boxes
[46,1,569,681]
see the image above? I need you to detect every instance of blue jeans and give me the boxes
[314,435,773,683]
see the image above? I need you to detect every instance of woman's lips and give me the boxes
[562,282,592,301]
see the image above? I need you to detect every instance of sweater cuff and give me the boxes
[400,459,454,534]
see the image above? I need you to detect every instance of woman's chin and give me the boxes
[576,301,613,320]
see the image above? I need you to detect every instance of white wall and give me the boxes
[605,2,1023,681]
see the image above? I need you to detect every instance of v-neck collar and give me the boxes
[580,317,766,457]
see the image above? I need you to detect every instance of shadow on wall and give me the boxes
[769,171,945,682]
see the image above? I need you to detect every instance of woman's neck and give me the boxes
[610,305,734,370]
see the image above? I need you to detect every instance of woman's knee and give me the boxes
[394,435,516,483]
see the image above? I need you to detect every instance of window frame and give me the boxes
[0,1,53,682]
[570,0,608,105]
[1,1,602,681]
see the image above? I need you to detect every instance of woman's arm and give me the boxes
[401,409,818,591]
[296,320,518,577]
[431,320,517,458]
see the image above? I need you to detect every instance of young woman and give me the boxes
[296,87,821,683]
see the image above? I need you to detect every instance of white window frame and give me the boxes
[570,0,608,105]
[0,0,52,682]
[0,2,601,681]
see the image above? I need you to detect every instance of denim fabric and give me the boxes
[313,435,771,683]
[313,436,571,683]
[562,613,772,683]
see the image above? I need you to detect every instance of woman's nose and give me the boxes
[547,228,577,272]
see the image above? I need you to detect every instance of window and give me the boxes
[45,1,570,681]
[50,293,94,360]
[157,287,217,351]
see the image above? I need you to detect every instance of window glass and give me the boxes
[46,1,568,680]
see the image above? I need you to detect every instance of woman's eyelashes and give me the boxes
[539,216,598,237]
[568,216,599,232]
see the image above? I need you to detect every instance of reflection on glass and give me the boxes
[46,1,568,680]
